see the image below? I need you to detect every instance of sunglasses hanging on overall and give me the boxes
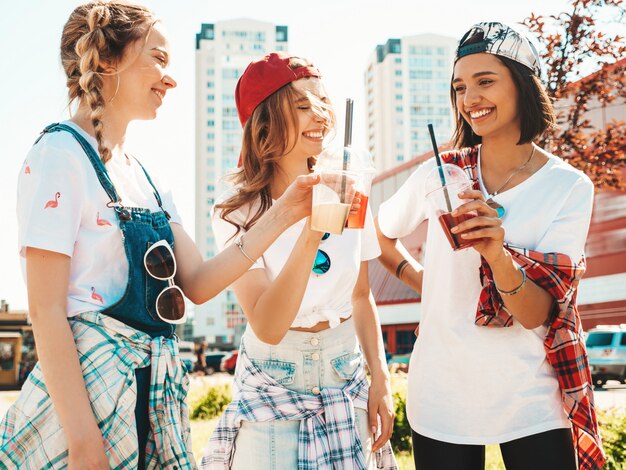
[143,240,187,324]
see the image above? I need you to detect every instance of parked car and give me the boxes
[220,350,238,374]
[178,341,195,374]
[586,324,626,387]
[204,351,227,375]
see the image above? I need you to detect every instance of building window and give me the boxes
[207,94,215,101]
[396,155,404,162]
[207,69,215,76]
[395,57,401,64]
[207,132,215,139]
[207,120,214,127]
[395,106,403,113]
[207,145,215,153]
[207,107,215,114]
[395,94,402,100]
[207,82,214,88]
[396,330,416,354]
[222,69,242,79]
[395,69,402,76]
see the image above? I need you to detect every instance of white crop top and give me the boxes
[212,187,381,328]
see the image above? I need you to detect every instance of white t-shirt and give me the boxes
[17,121,182,317]
[378,147,594,444]
[212,187,382,328]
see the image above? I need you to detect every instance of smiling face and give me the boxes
[452,53,521,142]
[104,23,177,121]
[283,77,332,161]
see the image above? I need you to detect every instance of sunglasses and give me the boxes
[143,240,186,324]
[312,232,331,275]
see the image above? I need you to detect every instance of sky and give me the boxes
[0,0,604,309]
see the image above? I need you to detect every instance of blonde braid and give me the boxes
[61,1,155,164]
[74,5,111,162]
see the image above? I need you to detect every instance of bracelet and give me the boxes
[234,234,257,263]
[395,260,409,279]
[496,266,527,296]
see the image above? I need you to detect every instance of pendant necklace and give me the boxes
[483,144,535,218]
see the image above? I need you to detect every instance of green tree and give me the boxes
[523,0,626,189]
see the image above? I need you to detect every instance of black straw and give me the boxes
[341,99,354,202]
[428,124,452,212]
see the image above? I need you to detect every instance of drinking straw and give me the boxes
[341,99,354,202]
[428,123,452,212]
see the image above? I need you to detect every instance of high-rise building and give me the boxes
[365,34,458,173]
[194,19,288,346]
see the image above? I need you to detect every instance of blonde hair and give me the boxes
[217,57,335,237]
[61,1,156,163]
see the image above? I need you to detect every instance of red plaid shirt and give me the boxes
[442,146,606,470]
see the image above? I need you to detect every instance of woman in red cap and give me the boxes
[376,22,603,470]
[202,52,397,469]
[0,3,323,468]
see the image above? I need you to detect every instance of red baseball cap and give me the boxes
[235,51,321,128]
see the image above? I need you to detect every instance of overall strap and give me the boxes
[38,123,130,220]
[132,156,171,220]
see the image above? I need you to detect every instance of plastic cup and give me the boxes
[425,164,477,251]
[345,169,375,229]
[311,169,359,235]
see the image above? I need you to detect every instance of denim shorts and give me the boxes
[231,317,376,470]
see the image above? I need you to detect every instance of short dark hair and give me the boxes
[450,54,556,148]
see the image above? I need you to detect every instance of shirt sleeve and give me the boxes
[17,135,86,257]
[534,174,594,260]
[211,193,265,271]
[377,158,435,239]
[360,204,382,261]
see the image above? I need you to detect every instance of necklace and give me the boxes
[484,144,535,218]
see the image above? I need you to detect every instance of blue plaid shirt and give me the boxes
[201,347,397,470]
[0,311,196,469]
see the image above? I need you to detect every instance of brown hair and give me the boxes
[217,57,335,237]
[61,1,156,163]
[450,34,556,148]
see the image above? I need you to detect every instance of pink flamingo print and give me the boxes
[91,287,104,304]
[44,192,61,209]
[24,165,31,175]
[96,212,112,227]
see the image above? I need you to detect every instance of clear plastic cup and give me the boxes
[425,164,477,251]
[316,146,375,229]
[311,169,359,235]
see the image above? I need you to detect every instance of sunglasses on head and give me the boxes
[143,240,186,324]
[312,232,331,275]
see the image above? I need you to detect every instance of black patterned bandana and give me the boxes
[456,22,541,76]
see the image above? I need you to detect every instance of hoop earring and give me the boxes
[109,73,120,103]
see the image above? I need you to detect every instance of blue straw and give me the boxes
[428,124,452,212]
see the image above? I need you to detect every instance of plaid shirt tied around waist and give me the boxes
[0,311,196,469]
[201,347,397,470]
[443,146,605,470]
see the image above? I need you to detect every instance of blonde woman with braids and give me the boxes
[0,2,320,469]
[202,52,397,469]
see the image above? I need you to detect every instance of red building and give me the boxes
[369,60,626,354]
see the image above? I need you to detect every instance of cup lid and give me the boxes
[425,163,472,194]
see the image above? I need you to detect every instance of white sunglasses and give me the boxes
[143,240,186,324]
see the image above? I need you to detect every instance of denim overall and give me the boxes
[40,123,177,467]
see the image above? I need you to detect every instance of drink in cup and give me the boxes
[345,165,375,229]
[311,169,358,235]
[425,164,477,251]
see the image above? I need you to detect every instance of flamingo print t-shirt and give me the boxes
[17,121,182,317]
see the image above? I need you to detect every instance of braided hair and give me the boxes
[60,1,156,163]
